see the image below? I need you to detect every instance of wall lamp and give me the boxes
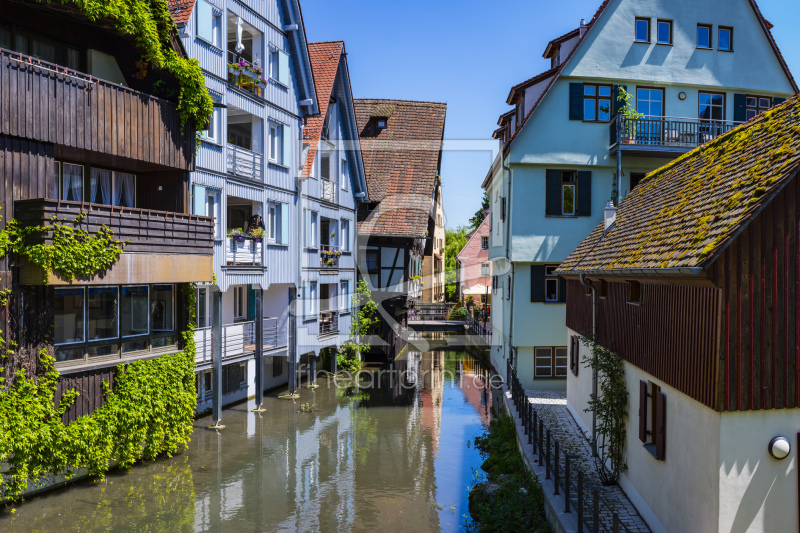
[768,436,791,460]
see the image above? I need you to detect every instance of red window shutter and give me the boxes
[656,392,666,460]
[639,381,648,443]
[570,335,575,372]
[573,336,580,377]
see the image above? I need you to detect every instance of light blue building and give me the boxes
[169,0,320,412]
[484,0,797,390]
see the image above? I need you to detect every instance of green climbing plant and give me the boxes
[581,335,628,485]
[42,0,213,131]
[335,280,379,373]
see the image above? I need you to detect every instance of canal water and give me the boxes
[5,340,493,532]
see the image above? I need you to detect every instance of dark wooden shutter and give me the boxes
[577,171,592,216]
[530,265,545,302]
[500,197,506,221]
[569,335,575,372]
[612,85,627,117]
[639,381,648,443]
[546,170,561,216]
[569,83,583,120]
[733,94,747,123]
[558,276,567,303]
[656,392,666,460]
[773,97,786,107]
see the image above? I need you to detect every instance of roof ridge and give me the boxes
[354,98,447,106]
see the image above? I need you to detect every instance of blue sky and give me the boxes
[301,0,800,229]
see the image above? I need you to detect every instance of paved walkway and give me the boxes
[523,389,651,533]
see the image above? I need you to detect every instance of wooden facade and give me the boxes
[566,174,800,413]
[0,50,193,171]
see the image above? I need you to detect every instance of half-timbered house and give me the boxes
[0,1,214,419]
[558,96,800,533]
[354,99,446,360]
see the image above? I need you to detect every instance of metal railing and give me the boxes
[414,302,454,321]
[225,236,263,266]
[226,51,266,97]
[226,144,263,181]
[467,312,491,343]
[321,179,337,203]
[610,114,741,150]
[505,359,646,533]
[194,317,281,364]
[320,245,340,268]
[408,279,422,299]
[319,310,339,336]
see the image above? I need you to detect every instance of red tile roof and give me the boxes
[168,0,196,27]
[354,99,446,237]
[301,41,344,178]
[558,96,800,275]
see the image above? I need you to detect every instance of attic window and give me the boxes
[377,119,387,129]
[599,279,608,299]
[627,280,642,305]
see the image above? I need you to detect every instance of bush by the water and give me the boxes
[450,306,468,320]
[466,415,552,533]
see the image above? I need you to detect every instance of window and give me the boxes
[151,285,174,332]
[341,219,351,252]
[746,96,772,120]
[305,210,318,248]
[718,26,733,52]
[5,27,81,70]
[699,92,725,121]
[55,163,84,202]
[88,169,136,207]
[54,288,84,361]
[267,202,288,244]
[341,159,349,190]
[637,88,664,118]
[201,107,220,143]
[204,371,212,396]
[534,347,568,379]
[377,119,387,129]
[656,20,672,45]
[321,153,331,180]
[364,250,378,274]
[561,171,576,216]
[481,236,489,250]
[583,84,612,122]
[196,0,220,47]
[697,24,712,49]
[628,280,643,304]
[304,281,318,319]
[481,262,491,277]
[545,266,560,302]
[340,279,351,312]
[269,46,290,85]
[196,287,209,328]
[233,286,246,321]
[639,380,667,460]
[269,122,282,163]
[635,18,650,42]
[206,189,221,239]
[120,286,148,338]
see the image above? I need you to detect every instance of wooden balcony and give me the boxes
[610,115,741,157]
[15,199,214,285]
[0,48,193,170]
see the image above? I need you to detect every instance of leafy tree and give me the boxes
[337,280,379,372]
[468,192,490,230]
[444,225,470,302]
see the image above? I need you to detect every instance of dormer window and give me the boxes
[377,119,387,129]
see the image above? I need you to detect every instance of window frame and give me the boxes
[718,26,733,52]
[341,158,349,190]
[341,218,351,252]
[481,236,489,250]
[582,83,612,123]
[268,122,281,163]
[698,91,726,122]
[481,262,491,277]
[656,19,673,45]
[201,106,220,144]
[533,346,569,380]
[233,286,246,321]
[544,266,560,302]
[195,0,220,48]
[561,171,577,217]
[205,188,222,240]
[746,95,772,120]
[697,23,712,49]
[634,17,651,43]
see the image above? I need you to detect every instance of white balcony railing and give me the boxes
[321,179,337,203]
[319,310,339,336]
[194,317,281,364]
[226,237,262,266]
[409,279,422,299]
[226,144,263,181]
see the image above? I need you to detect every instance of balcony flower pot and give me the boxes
[234,235,245,242]
[253,237,263,243]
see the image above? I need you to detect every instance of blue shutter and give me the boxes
[569,83,583,120]
[278,50,290,85]
[576,171,592,217]
[305,210,311,247]
[530,265,545,302]
[545,170,561,216]
[303,283,310,319]
[192,185,206,215]
[282,124,291,167]
[733,94,747,123]
[280,203,289,244]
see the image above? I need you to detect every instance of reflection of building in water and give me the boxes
[420,350,445,450]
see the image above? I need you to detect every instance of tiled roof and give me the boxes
[168,0,196,27]
[497,0,797,146]
[301,41,344,178]
[354,99,446,237]
[370,103,396,117]
[558,97,800,274]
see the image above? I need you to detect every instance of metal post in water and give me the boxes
[282,286,299,399]
[252,288,266,412]
[331,346,337,374]
[209,289,225,429]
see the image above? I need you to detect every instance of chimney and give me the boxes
[604,201,617,231]
[580,18,588,36]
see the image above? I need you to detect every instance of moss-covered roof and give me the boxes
[558,96,800,274]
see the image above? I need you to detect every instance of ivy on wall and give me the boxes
[44,0,213,130]
[0,222,199,501]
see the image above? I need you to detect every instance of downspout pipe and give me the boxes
[501,150,515,370]
[579,272,598,457]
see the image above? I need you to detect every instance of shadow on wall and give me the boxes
[621,43,648,68]
[725,453,794,533]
